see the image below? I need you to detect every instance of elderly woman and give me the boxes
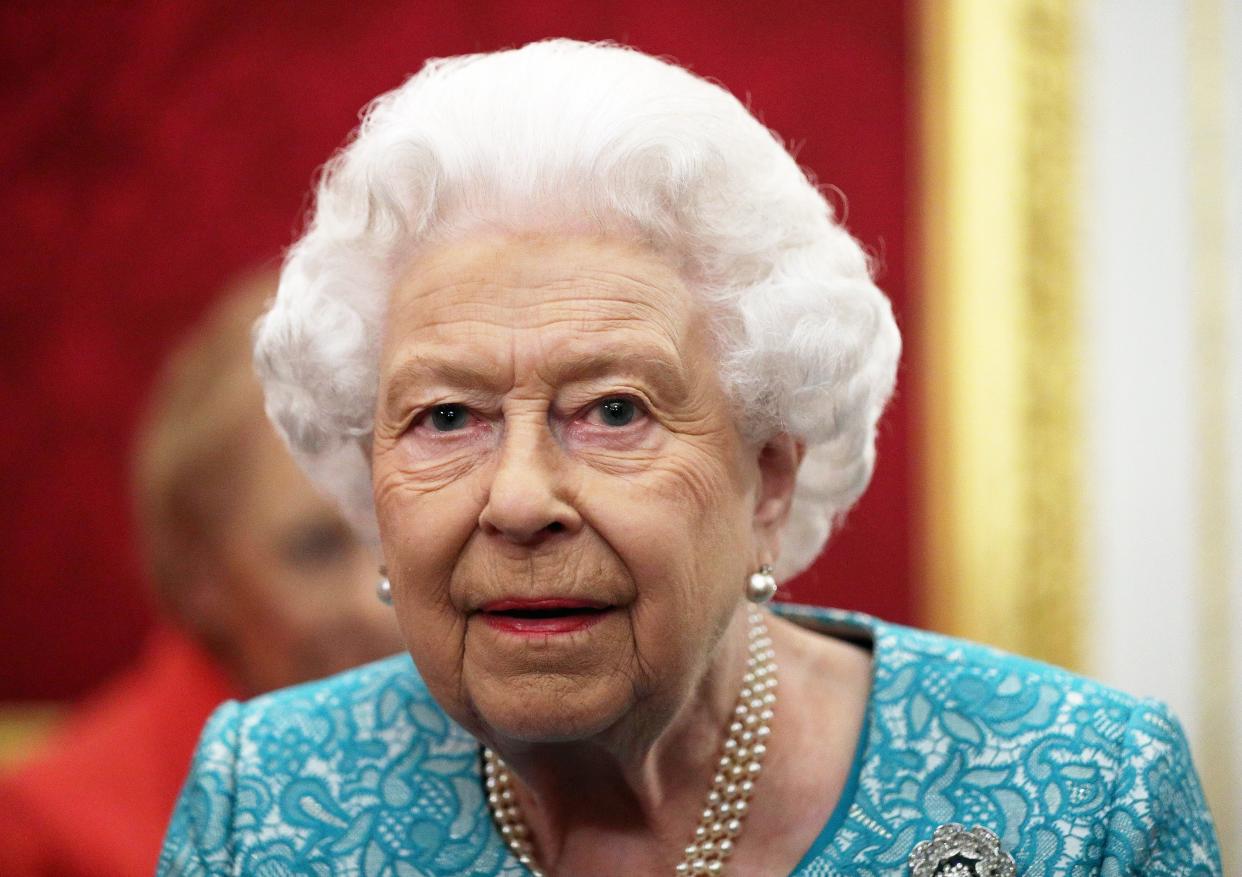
[158,41,1220,876]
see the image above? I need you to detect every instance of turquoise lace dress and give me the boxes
[158,605,1222,875]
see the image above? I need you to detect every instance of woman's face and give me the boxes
[208,422,405,695]
[372,234,780,746]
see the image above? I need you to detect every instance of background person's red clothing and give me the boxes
[0,627,235,877]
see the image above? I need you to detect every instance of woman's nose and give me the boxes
[477,426,581,545]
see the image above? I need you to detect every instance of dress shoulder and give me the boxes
[157,654,516,876]
[778,604,1222,876]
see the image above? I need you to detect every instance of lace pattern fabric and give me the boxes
[157,605,1222,876]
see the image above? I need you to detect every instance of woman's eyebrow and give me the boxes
[548,350,690,403]
[381,356,505,414]
[381,347,690,412]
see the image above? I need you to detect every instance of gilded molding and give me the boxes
[919,0,1081,669]
[1015,0,1081,670]
[1188,0,1237,867]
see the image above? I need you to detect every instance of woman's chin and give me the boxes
[467,674,636,745]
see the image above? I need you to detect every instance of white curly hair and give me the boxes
[254,39,900,582]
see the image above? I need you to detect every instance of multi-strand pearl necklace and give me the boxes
[482,605,778,876]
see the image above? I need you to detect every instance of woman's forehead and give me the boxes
[383,234,708,351]
[378,234,717,399]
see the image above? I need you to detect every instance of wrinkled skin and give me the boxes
[371,233,868,874]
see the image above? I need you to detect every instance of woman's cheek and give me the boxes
[384,431,494,494]
[374,455,486,597]
[400,418,496,464]
[561,420,665,472]
[634,439,736,514]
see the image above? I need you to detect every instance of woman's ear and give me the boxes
[752,433,806,558]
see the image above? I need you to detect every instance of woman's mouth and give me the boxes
[477,598,614,635]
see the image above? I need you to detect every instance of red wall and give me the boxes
[0,0,913,700]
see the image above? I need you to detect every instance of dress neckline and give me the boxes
[770,602,882,873]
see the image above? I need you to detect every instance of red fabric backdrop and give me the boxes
[0,0,914,700]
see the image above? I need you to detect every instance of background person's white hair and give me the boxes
[255,39,901,582]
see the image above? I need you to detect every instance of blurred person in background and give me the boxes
[0,271,405,877]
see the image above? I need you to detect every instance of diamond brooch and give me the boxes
[907,823,1018,877]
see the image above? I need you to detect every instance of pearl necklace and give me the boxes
[482,606,777,876]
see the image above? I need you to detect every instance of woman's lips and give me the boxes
[477,598,614,635]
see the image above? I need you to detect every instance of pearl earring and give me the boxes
[746,563,777,603]
[376,566,392,605]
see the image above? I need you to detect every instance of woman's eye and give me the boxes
[426,404,471,432]
[593,397,639,427]
[281,519,355,571]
